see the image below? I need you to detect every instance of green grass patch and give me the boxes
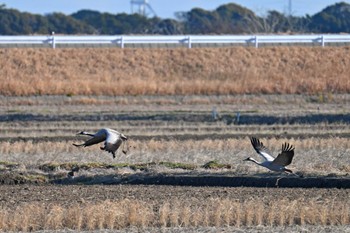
[0,161,19,167]
[39,162,79,172]
[0,161,20,170]
[25,174,48,183]
[159,161,197,170]
[37,161,229,173]
[201,160,232,169]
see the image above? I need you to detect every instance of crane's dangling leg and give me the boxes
[275,177,283,186]
[122,140,128,154]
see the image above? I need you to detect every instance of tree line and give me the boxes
[1,2,350,35]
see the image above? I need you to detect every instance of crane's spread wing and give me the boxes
[250,137,275,162]
[272,142,295,166]
[77,135,106,147]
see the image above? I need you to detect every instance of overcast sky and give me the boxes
[1,0,348,18]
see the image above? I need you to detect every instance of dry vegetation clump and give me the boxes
[1,47,350,96]
[0,198,348,231]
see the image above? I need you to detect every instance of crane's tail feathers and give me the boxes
[284,168,303,177]
[122,139,128,154]
[73,143,84,147]
[284,168,293,174]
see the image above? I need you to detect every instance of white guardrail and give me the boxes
[0,34,350,48]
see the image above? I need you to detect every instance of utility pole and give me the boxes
[288,0,292,16]
[130,0,156,17]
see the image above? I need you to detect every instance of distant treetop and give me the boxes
[1,2,350,35]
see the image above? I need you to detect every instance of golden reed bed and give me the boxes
[1,47,350,96]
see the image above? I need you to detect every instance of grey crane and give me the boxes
[73,128,128,158]
[244,137,295,174]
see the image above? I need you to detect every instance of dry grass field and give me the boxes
[1,47,350,96]
[0,47,349,232]
[0,186,349,232]
[0,94,349,232]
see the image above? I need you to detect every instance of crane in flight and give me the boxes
[244,137,295,174]
[73,128,128,158]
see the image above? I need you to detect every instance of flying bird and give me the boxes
[73,128,128,158]
[244,137,295,174]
